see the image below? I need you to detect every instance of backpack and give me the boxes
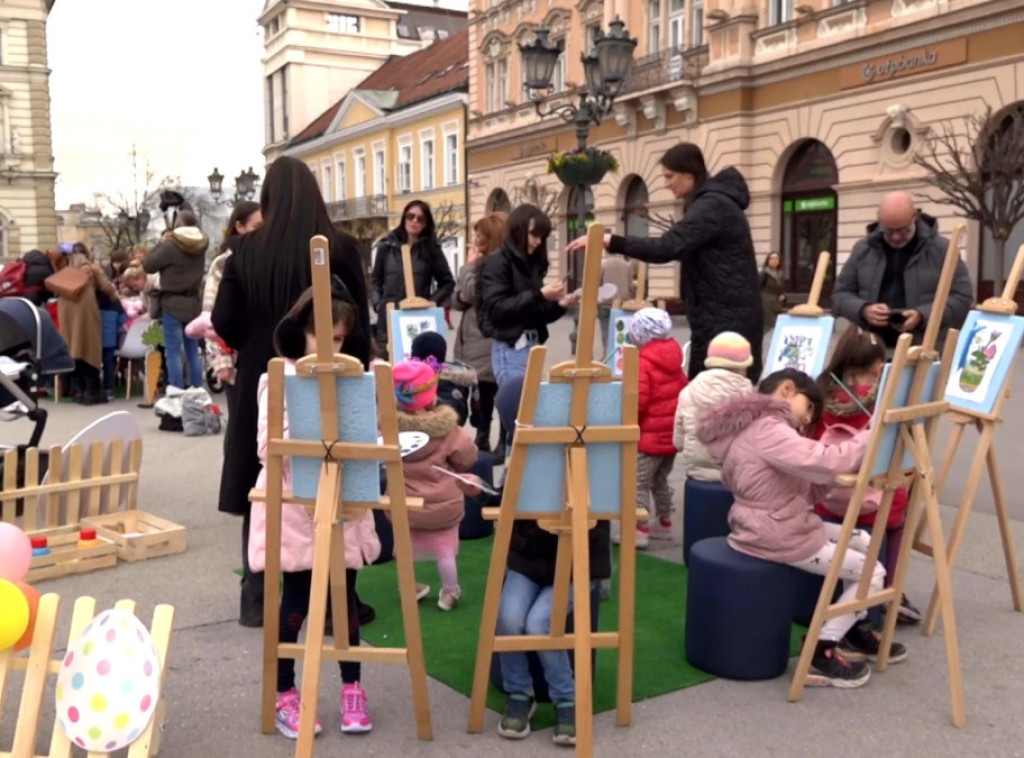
[0,261,43,299]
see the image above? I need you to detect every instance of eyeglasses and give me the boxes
[405,213,425,223]
[881,222,915,238]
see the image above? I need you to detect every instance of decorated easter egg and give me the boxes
[55,609,161,753]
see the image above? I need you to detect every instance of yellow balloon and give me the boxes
[0,578,29,651]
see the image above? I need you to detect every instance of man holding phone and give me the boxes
[832,191,974,349]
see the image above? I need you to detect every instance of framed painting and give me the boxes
[871,360,941,477]
[389,307,447,362]
[944,310,1024,416]
[763,314,835,380]
[606,308,635,379]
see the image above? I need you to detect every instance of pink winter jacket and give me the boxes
[396,403,478,532]
[248,362,381,573]
[696,392,869,563]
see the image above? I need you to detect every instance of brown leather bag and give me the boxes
[44,265,90,301]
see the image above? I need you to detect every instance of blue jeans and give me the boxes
[491,337,534,388]
[162,313,202,389]
[497,569,576,703]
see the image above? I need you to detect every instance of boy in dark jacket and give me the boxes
[410,331,477,427]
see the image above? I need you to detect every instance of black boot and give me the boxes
[239,571,265,628]
[474,428,492,453]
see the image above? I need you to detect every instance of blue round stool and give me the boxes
[682,478,735,565]
[686,537,795,680]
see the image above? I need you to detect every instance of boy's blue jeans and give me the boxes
[497,569,576,703]
[162,313,203,389]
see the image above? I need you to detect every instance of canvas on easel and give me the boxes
[914,242,1024,635]
[467,224,642,758]
[789,225,969,727]
[763,252,835,378]
[385,243,446,360]
[251,236,432,757]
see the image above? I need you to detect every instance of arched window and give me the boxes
[487,188,511,214]
[978,102,1024,304]
[564,186,594,290]
[622,177,649,237]
[779,139,838,302]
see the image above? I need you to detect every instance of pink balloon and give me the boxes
[0,523,31,583]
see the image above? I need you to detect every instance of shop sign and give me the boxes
[839,38,967,90]
[793,196,836,212]
[517,141,550,159]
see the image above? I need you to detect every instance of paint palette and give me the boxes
[377,431,429,457]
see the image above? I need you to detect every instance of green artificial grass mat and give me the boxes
[356,536,804,729]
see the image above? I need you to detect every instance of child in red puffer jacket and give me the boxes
[630,308,687,548]
[812,327,920,625]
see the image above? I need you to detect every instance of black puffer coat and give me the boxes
[508,519,611,586]
[476,240,565,347]
[608,167,763,380]
[21,250,54,306]
[371,233,454,348]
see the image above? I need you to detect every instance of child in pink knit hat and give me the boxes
[392,359,481,611]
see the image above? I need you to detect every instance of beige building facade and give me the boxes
[466,0,1024,305]
[0,0,57,259]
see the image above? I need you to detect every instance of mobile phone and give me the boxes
[888,310,906,326]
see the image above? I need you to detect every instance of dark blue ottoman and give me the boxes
[489,582,600,703]
[682,478,734,565]
[460,451,495,540]
[686,537,794,681]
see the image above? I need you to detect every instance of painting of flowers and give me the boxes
[945,311,1024,415]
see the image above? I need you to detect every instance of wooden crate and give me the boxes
[81,510,187,562]
[26,524,118,582]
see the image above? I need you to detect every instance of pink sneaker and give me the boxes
[340,683,373,733]
[275,688,322,740]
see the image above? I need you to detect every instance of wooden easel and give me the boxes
[613,261,664,312]
[252,236,431,756]
[788,251,830,317]
[789,226,968,727]
[467,224,642,757]
[762,252,834,379]
[385,243,437,360]
[915,242,1024,635]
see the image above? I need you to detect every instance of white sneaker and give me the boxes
[636,525,650,550]
[610,521,621,545]
[649,519,673,540]
[438,586,461,611]
[415,583,430,601]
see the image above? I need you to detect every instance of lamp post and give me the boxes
[115,208,152,248]
[208,166,260,204]
[520,17,636,285]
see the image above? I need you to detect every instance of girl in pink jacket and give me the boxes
[392,358,480,611]
[249,286,381,739]
[697,368,907,689]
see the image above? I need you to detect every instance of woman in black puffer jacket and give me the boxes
[567,143,763,380]
[371,200,455,358]
[477,205,580,388]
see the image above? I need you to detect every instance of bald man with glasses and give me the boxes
[832,191,974,349]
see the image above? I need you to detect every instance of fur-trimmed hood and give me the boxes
[440,360,477,388]
[697,392,796,462]
[396,403,458,440]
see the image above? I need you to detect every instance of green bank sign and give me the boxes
[784,196,836,213]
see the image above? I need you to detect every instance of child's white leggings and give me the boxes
[787,523,886,642]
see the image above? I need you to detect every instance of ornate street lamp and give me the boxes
[235,166,259,201]
[519,28,562,101]
[207,167,224,200]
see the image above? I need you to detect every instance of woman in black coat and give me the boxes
[477,205,580,388]
[370,199,455,357]
[212,156,372,626]
[567,143,763,380]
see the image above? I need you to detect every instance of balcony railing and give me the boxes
[327,195,389,222]
[620,45,709,95]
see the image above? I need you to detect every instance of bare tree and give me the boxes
[914,105,1024,294]
[93,144,179,255]
[511,175,559,216]
[431,203,464,245]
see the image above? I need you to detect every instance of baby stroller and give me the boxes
[0,298,74,512]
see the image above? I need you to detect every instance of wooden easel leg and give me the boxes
[986,440,1024,612]
[915,419,965,548]
[568,447,594,758]
[616,509,637,728]
[295,463,342,757]
[923,423,993,636]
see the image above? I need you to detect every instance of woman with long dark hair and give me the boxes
[370,199,455,356]
[478,204,579,388]
[212,157,371,627]
[566,143,763,379]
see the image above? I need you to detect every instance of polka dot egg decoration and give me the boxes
[55,609,161,753]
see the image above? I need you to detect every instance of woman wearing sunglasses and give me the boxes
[371,200,456,357]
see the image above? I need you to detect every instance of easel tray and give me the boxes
[81,510,187,562]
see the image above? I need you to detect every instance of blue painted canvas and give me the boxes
[390,307,447,361]
[606,309,634,378]
[284,373,381,502]
[763,314,835,380]
[515,382,625,515]
[871,361,941,478]
[944,311,1024,416]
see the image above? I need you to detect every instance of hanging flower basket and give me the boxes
[547,147,619,187]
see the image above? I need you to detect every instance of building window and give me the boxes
[421,139,435,189]
[326,13,360,33]
[691,0,704,46]
[585,24,600,52]
[649,0,661,55]
[669,0,685,49]
[769,0,793,25]
[444,133,459,186]
[322,165,332,202]
[336,160,346,200]
[398,143,412,194]
[373,148,385,194]
[265,75,274,143]
[497,58,508,107]
[485,62,496,112]
[552,40,567,92]
[354,150,366,196]
[269,16,280,36]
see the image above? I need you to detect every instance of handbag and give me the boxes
[44,265,90,301]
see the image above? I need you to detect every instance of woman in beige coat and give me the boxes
[58,243,118,405]
[453,212,506,453]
